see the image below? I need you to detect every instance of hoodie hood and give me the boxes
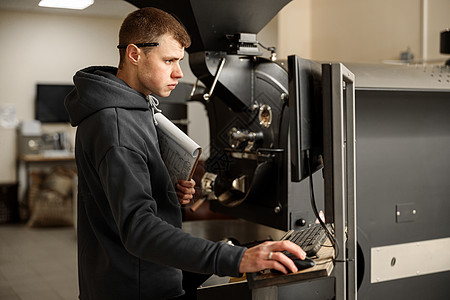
[65,66,148,126]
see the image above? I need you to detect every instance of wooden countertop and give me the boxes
[18,153,75,162]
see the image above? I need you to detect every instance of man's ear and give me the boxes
[126,44,140,66]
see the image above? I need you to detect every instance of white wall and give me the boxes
[278,0,449,63]
[278,0,312,59]
[0,10,127,121]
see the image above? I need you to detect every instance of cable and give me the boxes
[257,41,274,52]
[305,149,339,264]
[257,41,277,61]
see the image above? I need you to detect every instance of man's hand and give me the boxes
[175,179,196,205]
[239,240,306,274]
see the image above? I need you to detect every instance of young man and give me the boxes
[65,7,306,300]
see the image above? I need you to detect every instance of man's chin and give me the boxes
[155,91,172,98]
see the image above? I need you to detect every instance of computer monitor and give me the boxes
[287,55,324,182]
[35,84,74,123]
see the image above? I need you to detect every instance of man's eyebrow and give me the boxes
[163,56,184,61]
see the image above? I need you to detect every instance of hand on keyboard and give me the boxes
[285,224,331,257]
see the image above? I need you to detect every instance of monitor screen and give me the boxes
[288,55,324,182]
[35,84,74,123]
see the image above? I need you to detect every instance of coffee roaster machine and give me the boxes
[127,0,342,234]
[127,0,450,299]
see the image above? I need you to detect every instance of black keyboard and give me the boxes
[284,224,331,257]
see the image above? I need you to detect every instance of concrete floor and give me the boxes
[0,224,78,300]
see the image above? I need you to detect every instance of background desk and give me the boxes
[17,153,76,220]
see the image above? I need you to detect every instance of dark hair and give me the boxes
[118,7,191,67]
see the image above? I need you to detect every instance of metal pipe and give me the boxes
[203,57,226,101]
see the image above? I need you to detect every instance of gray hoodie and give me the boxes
[65,66,245,300]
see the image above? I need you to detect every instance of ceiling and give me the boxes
[0,0,137,18]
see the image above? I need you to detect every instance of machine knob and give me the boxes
[274,205,281,214]
[295,219,306,227]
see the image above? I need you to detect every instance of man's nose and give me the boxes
[172,63,183,78]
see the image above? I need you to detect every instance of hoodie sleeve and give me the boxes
[97,145,246,277]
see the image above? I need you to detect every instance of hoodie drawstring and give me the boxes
[146,95,162,126]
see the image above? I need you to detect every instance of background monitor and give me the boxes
[35,84,74,123]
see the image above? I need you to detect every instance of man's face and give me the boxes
[136,34,184,97]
